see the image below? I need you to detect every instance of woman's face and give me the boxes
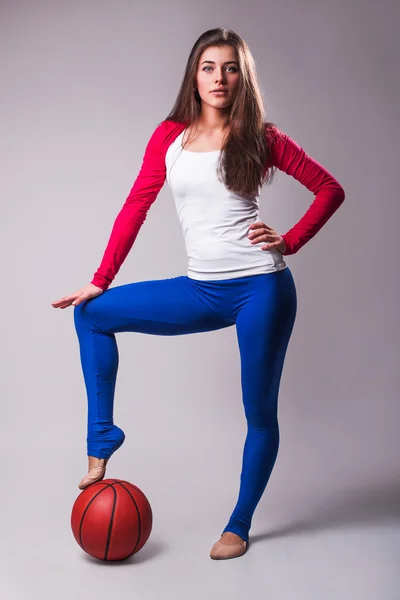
[195,45,240,110]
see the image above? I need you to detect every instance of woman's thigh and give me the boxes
[235,268,297,423]
[74,275,233,336]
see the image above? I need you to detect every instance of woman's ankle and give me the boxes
[87,424,126,458]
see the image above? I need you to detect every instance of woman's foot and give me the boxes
[78,456,109,490]
[210,532,248,560]
[79,424,125,490]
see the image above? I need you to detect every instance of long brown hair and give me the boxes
[164,27,278,197]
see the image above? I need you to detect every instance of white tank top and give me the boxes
[165,128,287,280]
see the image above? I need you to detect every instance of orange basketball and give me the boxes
[71,478,153,561]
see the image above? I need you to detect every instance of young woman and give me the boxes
[51,27,345,559]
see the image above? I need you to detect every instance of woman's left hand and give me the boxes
[248,221,287,253]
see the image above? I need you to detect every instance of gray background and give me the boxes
[1,0,399,598]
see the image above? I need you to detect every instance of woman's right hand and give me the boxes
[51,283,104,309]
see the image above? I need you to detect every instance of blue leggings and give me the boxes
[73,267,297,542]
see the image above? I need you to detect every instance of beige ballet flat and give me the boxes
[210,533,248,560]
[78,458,109,490]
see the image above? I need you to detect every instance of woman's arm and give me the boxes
[269,127,345,255]
[90,123,167,291]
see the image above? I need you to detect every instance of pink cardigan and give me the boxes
[91,120,345,290]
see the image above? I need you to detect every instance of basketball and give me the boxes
[71,478,153,561]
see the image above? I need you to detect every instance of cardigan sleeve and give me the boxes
[90,123,166,290]
[269,127,345,255]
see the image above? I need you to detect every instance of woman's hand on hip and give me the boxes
[51,283,104,310]
[248,221,287,253]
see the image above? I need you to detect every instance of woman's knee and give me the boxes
[245,405,279,429]
[73,296,102,328]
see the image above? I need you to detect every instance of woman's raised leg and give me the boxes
[73,275,231,460]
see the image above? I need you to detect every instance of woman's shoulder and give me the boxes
[146,119,188,154]
[263,122,296,161]
[264,121,285,143]
[154,118,188,133]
